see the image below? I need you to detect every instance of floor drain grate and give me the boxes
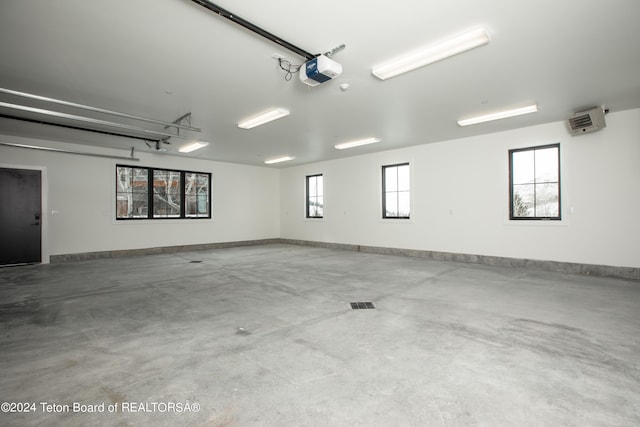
[350,302,376,310]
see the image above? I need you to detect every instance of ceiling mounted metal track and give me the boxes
[0,113,162,143]
[0,88,201,132]
[0,102,190,140]
[0,141,140,162]
[190,0,316,60]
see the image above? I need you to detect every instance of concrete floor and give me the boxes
[0,244,639,426]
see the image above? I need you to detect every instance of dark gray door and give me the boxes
[0,168,42,265]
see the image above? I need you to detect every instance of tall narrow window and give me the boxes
[116,166,149,219]
[306,174,324,218]
[509,144,561,220]
[185,172,211,218]
[383,163,410,219]
[153,169,182,218]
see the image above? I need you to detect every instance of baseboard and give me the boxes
[279,239,640,281]
[49,238,280,263]
[50,238,639,281]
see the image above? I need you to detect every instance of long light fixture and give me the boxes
[457,104,539,126]
[372,27,490,80]
[334,137,381,150]
[238,107,290,129]
[178,141,209,153]
[264,155,295,165]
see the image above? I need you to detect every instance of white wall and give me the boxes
[0,136,280,259]
[2,109,638,269]
[280,109,640,269]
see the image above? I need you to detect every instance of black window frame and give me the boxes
[382,162,411,219]
[509,143,561,221]
[116,165,211,220]
[306,173,324,219]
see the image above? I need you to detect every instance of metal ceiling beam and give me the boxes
[0,141,140,161]
[190,0,316,60]
[0,88,201,132]
[0,102,190,140]
[0,113,162,143]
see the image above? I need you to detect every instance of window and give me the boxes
[382,163,410,219]
[509,144,560,220]
[152,169,181,218]
[116,165,211,220]
[116,167,149,218]
[306,174,324,218]
[185,172,211,218]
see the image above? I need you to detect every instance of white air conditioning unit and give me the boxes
[299,55,342,86]
[567,106,606,135]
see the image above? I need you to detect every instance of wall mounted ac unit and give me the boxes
[567,106,606,135]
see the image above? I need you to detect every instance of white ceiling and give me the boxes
[1,0,639,167]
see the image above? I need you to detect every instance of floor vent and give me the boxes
[350,302,376,310]
[189,260,203,263]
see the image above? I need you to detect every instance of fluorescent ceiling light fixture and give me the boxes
[457,104,539,126]
[238,107,290,129]
[372,27,490,80]
[264,155,295,164]
[334,137,381,150]
[178,141,209,153]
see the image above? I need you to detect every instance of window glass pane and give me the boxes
[385,192,398,217]
[535,183,559,217]
[185,173,197,196]
[398,191,410,217]
[512,150,534,184]
[308,197,323,217]
[385,167,398,192]
[153,170,181,218]
[397,165,410,191]
[116,166,148,218]
[316,196,323,217]
[316,175,323,197]
[513,184,535,217]
[535,147,559,182]
[308,197,316,217]
[309,176,318,197]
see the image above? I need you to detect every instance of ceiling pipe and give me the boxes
[0,88,201,132]
[0,102,190,140]
[190,0,316,60]
[0,141,140,161]
[0,113,162,143]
